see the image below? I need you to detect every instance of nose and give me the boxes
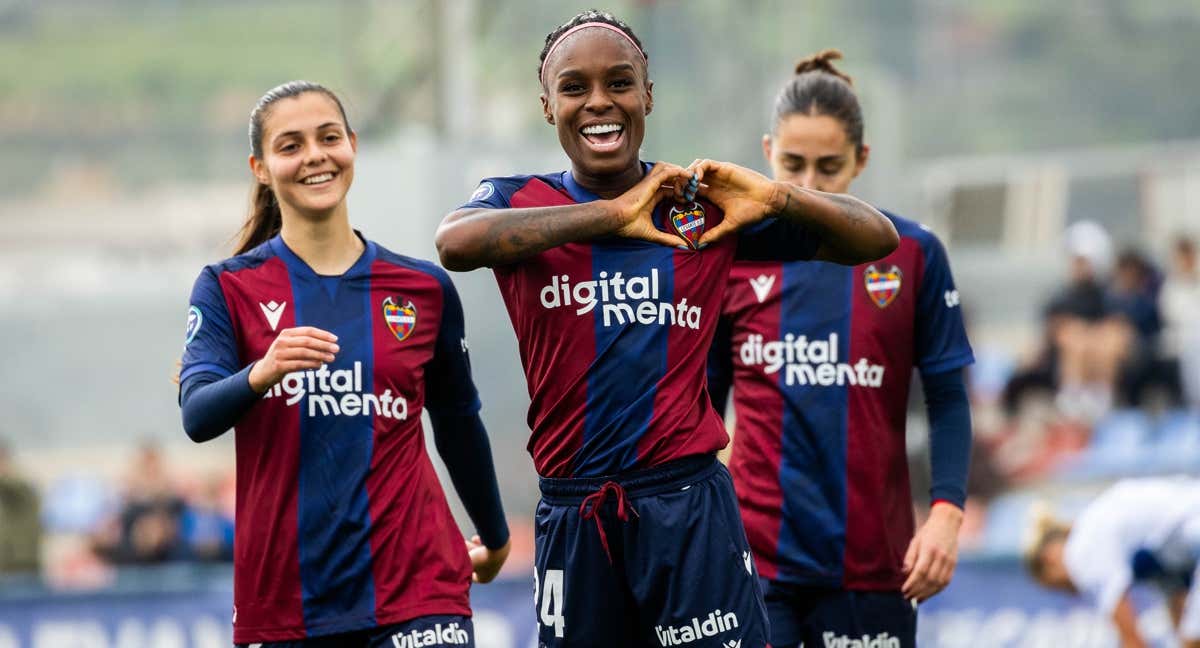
[302,138,328,166]
[583,82,614,114]
[795,169,821,192]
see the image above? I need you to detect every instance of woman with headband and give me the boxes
[436,11,898,647]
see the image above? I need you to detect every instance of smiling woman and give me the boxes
[432,9,899,648]
[174,81,512,648]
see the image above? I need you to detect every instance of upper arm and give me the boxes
[914,232,975,374]
[180,267,240,385]
[423,271,482,417]
[706,316,734,416]
[736,218,821,263]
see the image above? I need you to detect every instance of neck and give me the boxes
[278,202,364,275]
[571,160,644,199]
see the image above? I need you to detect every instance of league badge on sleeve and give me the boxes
[382,297,418,342]
[469,181,495,203]
[669,201,706,250]
[864,264,902,308]
[185,306,203,345]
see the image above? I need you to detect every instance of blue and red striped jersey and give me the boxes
[460,167,816,478]
[715,213,973,589]
[180,234,479,643]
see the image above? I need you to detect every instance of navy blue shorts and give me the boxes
[760,581,915,648]
[534,454,769,648]
[235,615,473,648]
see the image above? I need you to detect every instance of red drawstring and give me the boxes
[578,481,637,564]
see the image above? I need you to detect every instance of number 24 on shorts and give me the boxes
[534,568,566,638]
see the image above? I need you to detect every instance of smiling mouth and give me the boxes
[579,123,625,150]
[300,171,336,186]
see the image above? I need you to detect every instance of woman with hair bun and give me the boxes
[707,49,976,648]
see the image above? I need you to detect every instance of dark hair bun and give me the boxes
[794,49,853,85]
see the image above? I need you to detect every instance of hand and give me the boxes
[248,326,339,393]
[465,535,511,584]
[901,502,963,602]
[686,158,781,246]
[609,161,695,248]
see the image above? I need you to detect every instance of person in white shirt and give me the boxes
[1026,478,1200,648]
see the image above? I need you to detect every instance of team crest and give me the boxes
[864,265,902,308]
[382,297,417,342]
[668,201,706,250]
[185,306,202,345]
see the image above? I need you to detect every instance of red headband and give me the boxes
[540,22,646,85]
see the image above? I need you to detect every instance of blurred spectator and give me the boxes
[1004,221,1133,422]
[179,473,235,562]
[1160,236,1200,409]
[0,438,42,574]
[90,441,189,565]
[1109,248,1180,408]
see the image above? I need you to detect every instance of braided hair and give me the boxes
[537,9,648,85]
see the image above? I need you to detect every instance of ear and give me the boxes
[761,134,773,164]
[851,143,870,180]
[349,130,358,153]
[248,155,270,186]
[541,93,555,125]
[644,79,654,115]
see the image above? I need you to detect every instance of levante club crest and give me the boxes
[669,201,706,250]
[382,297,417,342]
[864,264,902,308]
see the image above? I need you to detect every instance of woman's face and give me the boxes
[541,28,651,181]
[763,112,867,194]
[250,92,357,218]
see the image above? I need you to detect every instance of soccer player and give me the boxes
[435,13,899,648]
[706,50,974,648]
[1026,478,1200,648]
[178,81,509,647]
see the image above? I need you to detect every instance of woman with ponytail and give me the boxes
[178,81,509,647]
[707,49,975,648]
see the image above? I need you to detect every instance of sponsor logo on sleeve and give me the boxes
[383,297,418,342]
[864,265,902,308]
[944,289,961,308]
[185,306,203,344]
[469,181,495,203]
[822,632,900,648]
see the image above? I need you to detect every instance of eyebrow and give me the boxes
[555,62,638,79]
[781,152,845,161]
[272,122,343,142]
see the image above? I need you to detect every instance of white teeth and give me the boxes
[581,124,623,135]
[302,172,334,185]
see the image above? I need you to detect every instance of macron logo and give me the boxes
[260,300,286,331]
[749,274,775,303]
[742,551,753,575]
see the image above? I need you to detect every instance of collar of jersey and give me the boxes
[561,161,654,204]
[268,230,377,281]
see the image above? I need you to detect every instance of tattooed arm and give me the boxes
[436,163,689,271]
[688,159,898,265]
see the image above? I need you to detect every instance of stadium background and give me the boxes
[1,0,1198,646]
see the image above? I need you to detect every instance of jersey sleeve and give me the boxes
[180,267,241,384]
[914,231,975,375]
[424,269,483,416]
[735,218,821,262]
[457,177,523,210]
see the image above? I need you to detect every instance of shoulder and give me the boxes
[195,240,277,285]
[372,243,456,293]
[470,172,565,202]
[881,209,945,250]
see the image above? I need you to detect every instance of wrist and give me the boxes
[930,500,965,522]
[598,198,627,233]
[767,181,794,217]
[247,361,275,394]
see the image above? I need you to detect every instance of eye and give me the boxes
[610,77,633,89]
[560,81,585,94]
[323,133,341,143]
[279,142,299,153]
[818,160,845,175]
